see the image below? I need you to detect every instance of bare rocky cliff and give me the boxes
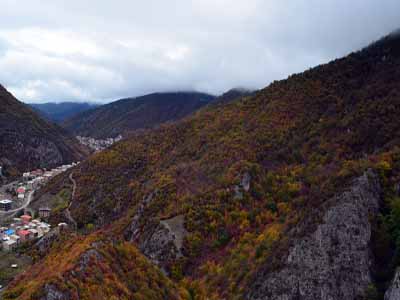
[124,191,187,272]
[247,170,382,300]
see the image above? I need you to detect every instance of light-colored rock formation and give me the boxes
[247,170,381,300]
[41,284,69,300]
[139,215,187,268]
[385,268,400,300]
[124,191,157,242]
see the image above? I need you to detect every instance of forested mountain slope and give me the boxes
[62,92,215,138]
[4,31,400,300]
[0,86,88,177]
[212,88,254,105]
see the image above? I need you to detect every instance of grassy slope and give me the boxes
[5,33,400,299]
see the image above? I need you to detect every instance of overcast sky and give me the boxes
[0,0,399,103]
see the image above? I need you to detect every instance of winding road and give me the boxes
[0,190,35,217]
[0,171,79,227]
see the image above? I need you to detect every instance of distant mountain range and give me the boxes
[62,92,216,138]
[0,87,88,177]
[29,90,253,140]
[29,102,99,123]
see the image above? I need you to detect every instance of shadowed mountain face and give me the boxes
[0,86,88,177]
[29,102,99,123]
[4,31,400,300]
[62,92,215,138]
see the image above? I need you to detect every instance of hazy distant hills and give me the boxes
[62,92,216,138]
[29,102,99,123]
[0,87,88,177]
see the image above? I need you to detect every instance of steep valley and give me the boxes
[62,92,216,139]
[3,31,400,300]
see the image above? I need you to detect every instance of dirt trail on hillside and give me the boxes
[64,172,78,230]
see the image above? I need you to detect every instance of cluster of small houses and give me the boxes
[0,163,80,252]
[22,163,79,192]
[0,163,79,212]
[0,214,56,252]
[77,135,122,152]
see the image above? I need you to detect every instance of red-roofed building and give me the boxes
[17,187,26,194]
[20,215,32,225]
[17,230,32,242]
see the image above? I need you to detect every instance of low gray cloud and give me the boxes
[0,0,399,103]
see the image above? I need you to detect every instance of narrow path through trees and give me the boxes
[64,172,78,230]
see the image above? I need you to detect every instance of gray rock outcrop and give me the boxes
[234,172,251,200]
[124,191,156,242]
[34,229,59,257]
[124,191,188,271]
[385,268,400,300]
[241,172,251,192]
[139,215,187,269]
[40,284,69,300]
[247,170,381,300]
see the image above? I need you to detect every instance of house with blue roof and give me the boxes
[5,229,15,236]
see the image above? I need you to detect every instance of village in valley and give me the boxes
[0,134,122,291]
[0,135,121,251]
[0,163,79,252]
[0,162,80,290]
[76,135,122,152]
[0,133,123,291]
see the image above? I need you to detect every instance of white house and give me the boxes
[10,235,20,245]
[28,229,39,238]
[3,240,17,252]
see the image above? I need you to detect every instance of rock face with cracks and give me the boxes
[385,268,400,300]
[247,170,381,300]
[139,215,187,269]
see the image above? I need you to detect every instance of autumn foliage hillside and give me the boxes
[3,232,185,300]
[5,31,400,299]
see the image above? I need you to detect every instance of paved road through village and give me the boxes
[0,190,35,218]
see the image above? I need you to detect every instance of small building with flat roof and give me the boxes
[58,222,68,233]
[3,240,17,252]
[17,230,31,242]
[4,229,15,236]
[39,224,50,234]
[39,207,51,219]
[16,187,26,194]
[0,199,12,211]
[9,234,20,244]
[21,215,32,224]
[28,229,38,238]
